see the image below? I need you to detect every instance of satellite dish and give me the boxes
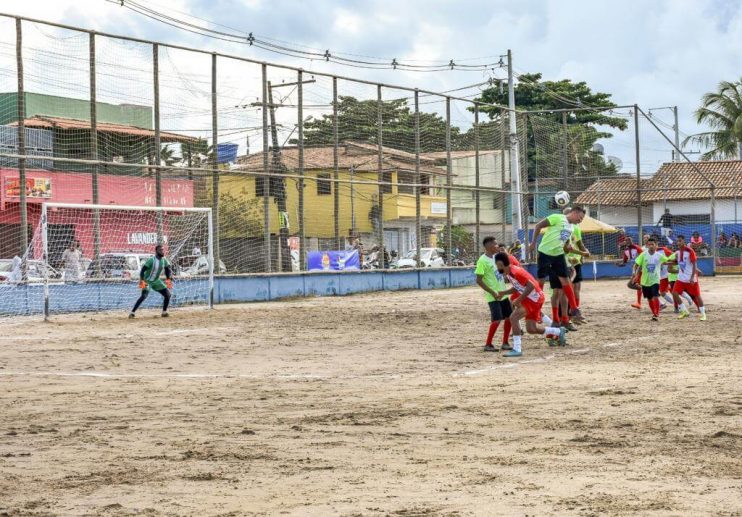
[606,155,623,170]
[592,143,605,155]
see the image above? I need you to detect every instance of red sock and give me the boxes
[502,320,511,344]
[486,321,500,345]
[650,298,659,316]
[561,316,569,325]
[561,283,579,310]
[551,306,559,322]
[636,289,642,305]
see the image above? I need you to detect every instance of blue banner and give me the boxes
[307,250,360,271]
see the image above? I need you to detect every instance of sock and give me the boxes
[512,335,522,353]
[650,298,659,317]
[679,302,688,313]
[561,283,579,310]
[636,289,642,305]
[502,320,512,344]
[486,321,500,346]
[551,306,559,322]
[542,314,553,327]
[544,326,561,337]
[682,292,693,305]
[699,306,706,315]
[560,316,569,325]
[662,293,674,305]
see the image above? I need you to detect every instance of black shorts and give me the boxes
[548,269,562,290]
[488,299,513,321]
[537,252,569,283]
[641,284,660,300]
[573,264,583,284]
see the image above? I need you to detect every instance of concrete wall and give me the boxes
[1,257,715,317]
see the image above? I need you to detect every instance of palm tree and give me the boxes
[684,78,742,160]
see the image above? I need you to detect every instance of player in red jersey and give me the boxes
[617,236,644,309]
[669,235,707,321]
[497,243,521,267]
[493,252,567,357]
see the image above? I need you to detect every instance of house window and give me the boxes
[255,176,266,197]
[316,173,332,195]
[381,171,393,194]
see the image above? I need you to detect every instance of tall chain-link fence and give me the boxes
[0,14,736,286]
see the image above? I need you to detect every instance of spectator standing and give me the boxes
[658,208,674,240]
[62,241,83,283]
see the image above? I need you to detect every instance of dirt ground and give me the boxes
[0,277,740,516]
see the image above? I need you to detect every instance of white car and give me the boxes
[0,259,61,283]
[85,253,152,280]
[396,248,445,268]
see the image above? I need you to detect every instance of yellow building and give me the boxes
[220,141,448,254]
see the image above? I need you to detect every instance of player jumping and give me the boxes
[493,252,567,357]
[129,244,173,318]
[669,235,707,321]
[528,205,586,324]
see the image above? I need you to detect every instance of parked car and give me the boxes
[85,253,152,280]
[396,248,445,268]
[175,255,227,277]
[0,259,61,283]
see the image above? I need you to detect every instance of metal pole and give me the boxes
[500,112,506,242]
[297,70,305,271]
[445,97,453,266]
[89,32,101,267]
[377,84,385,266]
[672,106,680,162]
[42,203,49,320]
[210,53,220,271]
[634,105,642,242]
[522,113,530,253]
[562,111,568,191]
[153,43,163,243]
[474,104,481,254]
[507,50,523,255]
[414,89,422,268]
[333,77,340,250]
[261,64,271,272]
[15,18,28,260]
[711,186,717,264]
[207,208,214,309]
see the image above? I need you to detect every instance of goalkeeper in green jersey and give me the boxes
[129,244,173,318]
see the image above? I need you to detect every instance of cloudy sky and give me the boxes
[2,0,741,172]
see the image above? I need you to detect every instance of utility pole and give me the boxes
[673,106,680,162]
[253,78,315,272]
[507,49,524,259]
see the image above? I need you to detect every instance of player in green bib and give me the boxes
[475,237,513,352]
[129,244,174,318]
[528,205,586,323]
[632,237,668,321]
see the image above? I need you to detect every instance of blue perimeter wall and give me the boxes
[2,258,714,316]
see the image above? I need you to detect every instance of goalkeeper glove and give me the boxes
[138,280,147,289]
[166,279,173,290]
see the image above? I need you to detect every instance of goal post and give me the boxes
[37,202,214,319]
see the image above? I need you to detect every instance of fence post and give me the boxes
[711,186,717,265]
[153,43,163,243]
[474,104,481,254]
[333,77,340,250]
[414,89,421,267]
[210,53,221,271]
[500,111,506,242]
[377,84,384,266]
[521,113,530,253]
[445,97,452,266]
[89,32,101,266]
[634,105,642,242]
[15,18,28,260]
[261,63,271,272]
[297,70,305,271]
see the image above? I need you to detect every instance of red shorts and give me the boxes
[659,278,670,293]
[673,280,700,299]
[511,293,544,321]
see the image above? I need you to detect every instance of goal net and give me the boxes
[9,203,213,318]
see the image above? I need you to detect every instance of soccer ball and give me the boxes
[554,190,570,207]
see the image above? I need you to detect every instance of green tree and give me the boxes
[684,78,742,160]
[472,73,628,192]
[438,224,476,262]
[302,96,459,153]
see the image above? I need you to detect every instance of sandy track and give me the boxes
[0,278,740,516]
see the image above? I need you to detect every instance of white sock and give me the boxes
[544,326,560,337]
[682,293,693,304]
[699,306,706,315]
[513,335,522,353]
[679,303,688,313]
[542,314,553,326]
[662,293,674,304]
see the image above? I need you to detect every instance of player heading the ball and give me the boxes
[129,244,174,319]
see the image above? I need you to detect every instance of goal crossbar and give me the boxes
[44,202,212,213]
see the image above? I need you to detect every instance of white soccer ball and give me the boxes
[554,190,570,207]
